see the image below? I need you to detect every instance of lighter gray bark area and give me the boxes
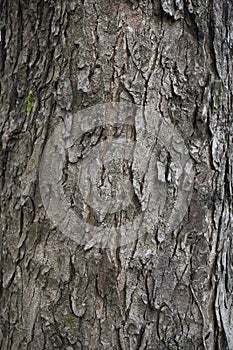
[0,1,232,349]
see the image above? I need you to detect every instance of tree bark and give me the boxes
[0,1,232,349]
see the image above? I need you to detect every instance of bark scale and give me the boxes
[0,1,232,349]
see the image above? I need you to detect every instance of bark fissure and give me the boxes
[0,0,232,349]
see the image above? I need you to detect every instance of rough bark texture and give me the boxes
[0,0,232,349]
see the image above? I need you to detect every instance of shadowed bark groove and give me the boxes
[0,0,232,349]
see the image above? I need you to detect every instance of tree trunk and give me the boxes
[0,1,232,349]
